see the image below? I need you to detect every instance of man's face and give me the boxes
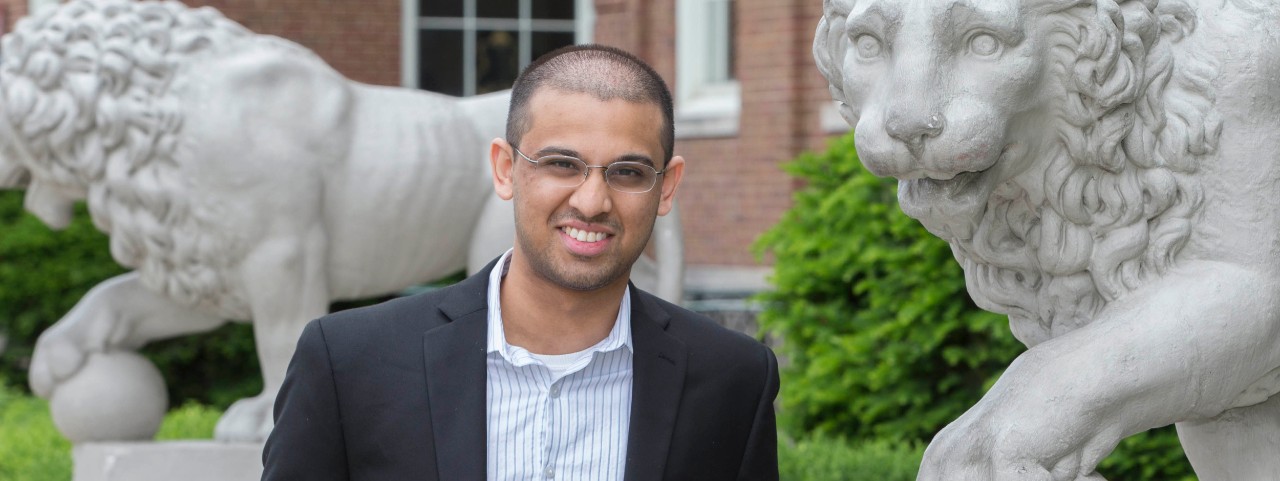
[490,88,684,292]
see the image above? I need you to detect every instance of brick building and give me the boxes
[2,0,847,298]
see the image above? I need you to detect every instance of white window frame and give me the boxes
[28,0,58,17]
[401,0,595,92]
[675,0,739,139]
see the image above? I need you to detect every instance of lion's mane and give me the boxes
[1,0,257,316]
[816,0,1225,346]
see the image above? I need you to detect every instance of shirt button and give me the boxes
[549,383,562,399]
[544,467,555,478]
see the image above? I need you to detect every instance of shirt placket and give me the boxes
[540,366,560,479]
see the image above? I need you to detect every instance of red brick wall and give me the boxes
[1,0,402,87]
[181,0,401,86]
[595,0,838,266]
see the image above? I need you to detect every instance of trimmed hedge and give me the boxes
[755,133,1195,480]
[779,435,921,481]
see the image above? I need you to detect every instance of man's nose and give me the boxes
[568,168,613,218]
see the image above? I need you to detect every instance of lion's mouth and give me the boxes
[897,170,996,240]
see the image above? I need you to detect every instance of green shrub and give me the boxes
[0,378,72,480]
[754,133,1023,441]
[779,435,921,481]
[756,133,1195,479]
[155,401,223,440]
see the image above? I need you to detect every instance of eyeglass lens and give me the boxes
[535,155,658,193]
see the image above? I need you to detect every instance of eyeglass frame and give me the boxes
[509,144,668,194]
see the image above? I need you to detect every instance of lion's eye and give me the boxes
[968,33,1000,57]
[853,34,883,59]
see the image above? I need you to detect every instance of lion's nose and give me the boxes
[886,112,945,157]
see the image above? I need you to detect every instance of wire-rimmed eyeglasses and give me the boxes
[511,144,666,194]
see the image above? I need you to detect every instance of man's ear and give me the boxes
[656,155,685,216]
[490,138,515,201]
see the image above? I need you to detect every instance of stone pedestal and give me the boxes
[73,441,264,481]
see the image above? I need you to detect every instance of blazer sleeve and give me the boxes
[261,320,350,481]
[735,346,780,481]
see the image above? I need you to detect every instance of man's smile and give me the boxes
[560,225,613,256]
[562,226,610,243]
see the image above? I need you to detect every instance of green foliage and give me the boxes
[779,434,922,481]
[155,401,223,440]
[757,133,1196,479]
[0,378,72,480]
[1098,426,1197,480]
[754,133,1024,441]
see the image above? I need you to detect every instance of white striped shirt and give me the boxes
[485,250,634,481]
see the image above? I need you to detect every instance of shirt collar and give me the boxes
[485,249,633,362]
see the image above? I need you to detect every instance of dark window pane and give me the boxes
[420,30,464,96]
[531,0,574,19]
[476,0,518,18]
[531,32,576,64]
[476,30,519,94]
[420,0,463,17]
[727,0,736,80]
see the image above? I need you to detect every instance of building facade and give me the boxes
[2,0,848,296]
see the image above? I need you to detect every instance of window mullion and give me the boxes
[464,0,478,96]
[519,0,532,69]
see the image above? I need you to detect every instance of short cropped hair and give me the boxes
[506,44,675,164]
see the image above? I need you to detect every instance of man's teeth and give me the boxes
[564,227,607,243]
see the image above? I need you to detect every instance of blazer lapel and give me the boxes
[624,290,689,481]
[422,262,495,481]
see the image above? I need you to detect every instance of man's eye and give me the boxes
[609,165,648,177]
[541,157,582,171]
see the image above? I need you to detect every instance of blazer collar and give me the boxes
[422,258,496,481]
[624,288,689,481]
[422,260,689,481]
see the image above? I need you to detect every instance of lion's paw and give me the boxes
[28,328,96,399]
[214,393,275,442]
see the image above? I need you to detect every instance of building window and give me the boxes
[401,0,594,95]
[676,0,739,138]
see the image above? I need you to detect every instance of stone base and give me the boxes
[73,441,264,481]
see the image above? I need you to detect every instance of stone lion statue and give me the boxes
[814,0,1280,478]
[0,0,683,442]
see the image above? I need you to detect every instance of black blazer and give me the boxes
[262,258,780,481]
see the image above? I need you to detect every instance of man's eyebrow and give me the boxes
[535,146,582,158]
[616,154,655,167]
[536,146,655,167]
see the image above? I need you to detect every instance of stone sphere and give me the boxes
[49,350,168,443]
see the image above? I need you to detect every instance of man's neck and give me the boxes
[498,257,628,355]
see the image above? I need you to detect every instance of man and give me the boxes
[262,44,779,481]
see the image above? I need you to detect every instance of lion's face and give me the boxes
[819,0,1062,240]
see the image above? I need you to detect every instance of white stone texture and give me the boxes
[814,0,1280,479]
[72,442,264,481]
[50,351,167,443]
[0,0,684,444]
